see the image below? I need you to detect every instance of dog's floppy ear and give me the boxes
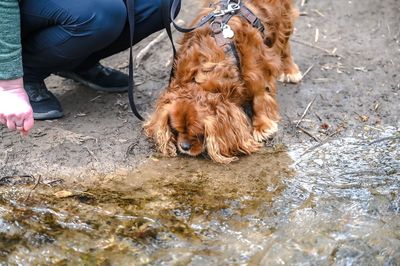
[203,95,261,164]
[143,91,177,156]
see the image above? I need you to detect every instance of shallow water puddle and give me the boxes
[0,128,399,265]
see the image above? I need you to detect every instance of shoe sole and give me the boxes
[58,72,128,93]
[33,110,64,120]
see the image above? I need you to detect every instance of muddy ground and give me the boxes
[1,0,399,179]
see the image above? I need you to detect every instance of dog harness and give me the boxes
[171,0,268,69]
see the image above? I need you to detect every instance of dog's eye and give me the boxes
[197,134,205,142]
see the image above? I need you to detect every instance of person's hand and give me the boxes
[0,78,34,135]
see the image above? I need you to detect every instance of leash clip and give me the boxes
[226,3,240,14]
[213,1,241,17]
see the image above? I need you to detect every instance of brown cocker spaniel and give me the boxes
[144,0,301,163]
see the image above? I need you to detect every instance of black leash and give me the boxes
[163,0,179,80]
[126,0,144,121]
[126,0,180,121]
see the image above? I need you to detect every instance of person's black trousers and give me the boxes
[19,0,174,82]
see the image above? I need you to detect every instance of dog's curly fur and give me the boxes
[144,0,301,164]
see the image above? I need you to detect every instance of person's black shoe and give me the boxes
[24,82,63,120]
[57,63,129,93]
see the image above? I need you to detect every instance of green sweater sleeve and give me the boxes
[0,0,23,80]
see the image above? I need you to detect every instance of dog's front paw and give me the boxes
[253,120,278,142]
[278,71,302,84]
[278,63,302,84]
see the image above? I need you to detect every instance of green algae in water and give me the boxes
[0,148,293,265]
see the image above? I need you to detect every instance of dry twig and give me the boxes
[294,130,342,166]
[300,64,314,81]
[136,32,168,67]
[294,95,320,141]
[24,175,41,202]
[84,146,99,162]
[1,150,9,166]
[296,95,318,127]
[312,9,325,17]
[44,179,65,187]
[297,126,321,142]
[89,95,102,102]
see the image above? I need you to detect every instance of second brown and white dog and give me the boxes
[144,0,301,163]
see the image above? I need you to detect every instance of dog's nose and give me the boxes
[180,142,191,151]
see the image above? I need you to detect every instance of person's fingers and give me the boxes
[14,117,24,130]
[15,120,23,127]
[1,113,34,134]
[6,119,16,130]
[23,114,34,132]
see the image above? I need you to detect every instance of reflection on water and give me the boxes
[0,128,399,265]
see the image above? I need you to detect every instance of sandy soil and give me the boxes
[1,0,399,179]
